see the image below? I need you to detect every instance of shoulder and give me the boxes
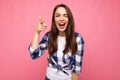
[75,32,84,44]
[42,31,50,39]
[44,31,50,36]
[41,31,50,41]
[75,32,82,37]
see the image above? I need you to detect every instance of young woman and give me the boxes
[28,4,84,80]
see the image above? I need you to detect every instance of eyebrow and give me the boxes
[55,13,68,15]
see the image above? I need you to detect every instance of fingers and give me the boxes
[38,16,47,27]
[40,23,47,31]
[38,16,43,24]
[36,16,47,33]
[42,23,47,27]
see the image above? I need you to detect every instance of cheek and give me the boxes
[54,20,58,26]
[55,18,59,24]
[65,19,69,25]
[65,18,69,22]
[54,19,59,29]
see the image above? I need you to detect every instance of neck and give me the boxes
[59,31,66,36]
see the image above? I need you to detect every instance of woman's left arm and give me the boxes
[71,33,84,80]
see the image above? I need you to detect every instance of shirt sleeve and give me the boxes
[28,32,49,59]
[72,33,84,74]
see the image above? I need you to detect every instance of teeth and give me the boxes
[60,23,64,24]
[59,23,65,26]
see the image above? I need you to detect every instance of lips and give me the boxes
[58,23,66,29]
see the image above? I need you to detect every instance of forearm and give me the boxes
[31,30,40,50]
[71,73,79,80]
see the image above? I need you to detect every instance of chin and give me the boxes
[57,27,67,32]
[58,28,66,32]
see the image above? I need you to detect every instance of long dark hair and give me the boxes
[48,4,77,56]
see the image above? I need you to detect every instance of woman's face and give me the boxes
[54,7,69,32]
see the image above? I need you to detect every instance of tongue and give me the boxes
[59,26,64,29]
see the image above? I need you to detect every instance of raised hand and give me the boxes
[31,16,47,50]
[35,16,47,33]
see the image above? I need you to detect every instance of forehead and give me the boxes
[55,7,67,14]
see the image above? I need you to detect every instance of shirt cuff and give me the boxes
[29,46,34,53]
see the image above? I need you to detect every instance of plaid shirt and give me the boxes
[28,32,84,75]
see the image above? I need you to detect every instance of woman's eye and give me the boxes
[55,14,60,17]
[64,14,68,17]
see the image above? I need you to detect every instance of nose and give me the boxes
[60,16,64,20]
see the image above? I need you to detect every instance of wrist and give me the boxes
[34,29,41,34]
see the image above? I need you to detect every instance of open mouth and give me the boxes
[58,23,66,29]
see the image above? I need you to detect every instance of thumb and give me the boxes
[38,16,43,24]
